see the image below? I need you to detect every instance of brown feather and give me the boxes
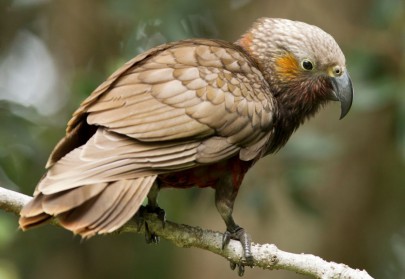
[95,176,155,234]
[41,183,108,215]
[19,194,51,230]
[83,40,275,148]
[57,177,155,236]
[19,213,51,230]
[36,129,201,194]
[20,193,46,218]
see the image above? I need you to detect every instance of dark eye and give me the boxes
[301,59,313,71]
[333,66,342,76]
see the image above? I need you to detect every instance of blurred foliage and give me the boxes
[0,0,404,279]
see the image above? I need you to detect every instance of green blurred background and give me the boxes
[0,0,404,278]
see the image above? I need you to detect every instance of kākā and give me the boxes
[19,18,353,275]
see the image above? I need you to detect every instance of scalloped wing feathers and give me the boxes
[19,39,277,236]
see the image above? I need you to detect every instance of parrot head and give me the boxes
[238,18,353,120]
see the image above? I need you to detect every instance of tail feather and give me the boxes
[96,176,155,234]
[19,193,53,230]
[19,212,52,230]
[42,183,108,215]
[57,181,127,234]
[84,180,134,232]
[19,176,156,237]
[20,193,46,218]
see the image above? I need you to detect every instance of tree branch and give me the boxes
[0,186,373,279]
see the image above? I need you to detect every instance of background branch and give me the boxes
[0,186,373,279]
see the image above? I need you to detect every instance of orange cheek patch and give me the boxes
[239,33,253,51]
[275,53,300,81]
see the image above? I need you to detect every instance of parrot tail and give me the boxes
[19,175,156,238]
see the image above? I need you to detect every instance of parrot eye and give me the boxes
[332,65,343,76]
[301,59,314,71]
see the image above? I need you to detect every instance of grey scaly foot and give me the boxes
[222,226,253,276]
[134,205,166,244]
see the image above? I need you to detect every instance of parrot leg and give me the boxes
[215,177,253,276]
[135,182,166,244]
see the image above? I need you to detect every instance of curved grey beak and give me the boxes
[330,71,353,119]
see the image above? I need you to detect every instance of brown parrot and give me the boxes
[19,18,353,274]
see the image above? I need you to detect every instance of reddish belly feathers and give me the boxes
[157,156,253,189]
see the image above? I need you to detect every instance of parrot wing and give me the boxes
[42,39,276,192]
[19,39,277,236]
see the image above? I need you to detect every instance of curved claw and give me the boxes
[144,222,160,244]
[229,262,246,277]
[230,261,237,270]
[238,265,245,277]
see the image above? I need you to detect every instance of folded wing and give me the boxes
[19,39,277,236]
